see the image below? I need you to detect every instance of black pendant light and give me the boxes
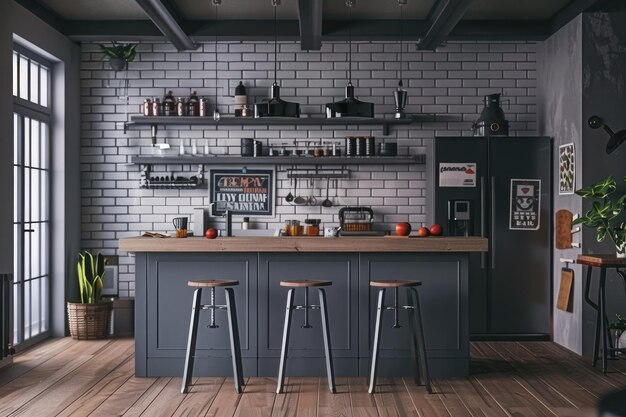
[588,116,626,154]
[394,0,408,119]
[325,0,375,118]
[213,0,221,121]
[254,0,300,118]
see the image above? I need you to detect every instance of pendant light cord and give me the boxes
[348,6,352,84]
[214,5,218,110]
[274,5,277,85]
[399,5,403,87]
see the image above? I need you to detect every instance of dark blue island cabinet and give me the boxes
[123,236,486,378]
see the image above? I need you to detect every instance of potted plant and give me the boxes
[67,252,113,339]
[608,314,626,353]
[98,42,137,71]
[573,175,626,257]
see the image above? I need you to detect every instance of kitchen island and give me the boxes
[119,236,487,378]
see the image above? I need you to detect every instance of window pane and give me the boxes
[30,62,39,105]
[13,52,18,96]
[24,168,30,223]
[41,170,49,222]
[13,285,19,344]
[24,224,31,281]
[31,278,40,337]
[24,280,31,339]
[31,119,40,169]
[19,56,28,100]
[31,224,40,280]
[14,166,19,222]
[13,113,19,165]
[41,223,48,275]
[24,116,30,167]
[41,276,48,332]
[40,67,49,108]
[41,123,48,170]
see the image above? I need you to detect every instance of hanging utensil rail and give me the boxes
[285,167,350,179]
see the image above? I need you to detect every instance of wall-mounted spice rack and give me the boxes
[130,155,426,166]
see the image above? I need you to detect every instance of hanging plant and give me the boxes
[98,42,137,71]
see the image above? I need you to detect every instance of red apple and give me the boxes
[429,223,443,236]
[395,222,412,236]
[417,227,430,237]
[205,227,218,239]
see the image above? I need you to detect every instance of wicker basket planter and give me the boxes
[67,300,113,340]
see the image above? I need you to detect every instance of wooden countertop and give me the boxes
[577,254,626,267]
[119,236,488,253]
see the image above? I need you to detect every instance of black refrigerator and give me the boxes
[434,136,552,339]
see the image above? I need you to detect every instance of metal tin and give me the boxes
[176,98,186,116]
[366,136,375,156]
[142,99,152,116]
[356,136,367,156]
[345,136,356,156]
[199,98,208,117]
[152,98,161,116]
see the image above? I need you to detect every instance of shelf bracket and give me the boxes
[150,124,158,146]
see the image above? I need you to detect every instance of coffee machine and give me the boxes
[447,200,473,237]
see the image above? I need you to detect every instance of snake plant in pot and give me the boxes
[67,252,112,339]
[573,176,626,258]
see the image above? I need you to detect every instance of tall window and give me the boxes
[13,47,51,348]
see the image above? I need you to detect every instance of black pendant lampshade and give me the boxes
[394,0,408,119]
[588,115,626,154]
[254,0,300,118]
[325,0,375,118]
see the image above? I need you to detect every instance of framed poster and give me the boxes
[210,169,274,216]
[558,143,575,195]
[509,179,541,231]
[438,163,477,187]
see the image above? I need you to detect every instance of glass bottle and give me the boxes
[163,90,176,116]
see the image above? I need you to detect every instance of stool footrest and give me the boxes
[200,304,228,310]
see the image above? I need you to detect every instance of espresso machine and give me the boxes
[447,200,473,237]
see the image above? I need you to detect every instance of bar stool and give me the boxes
[181,280,244,394]
[276,279,336,394]
[368,280,432,394]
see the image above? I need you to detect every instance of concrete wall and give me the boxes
[581,12,626,357]
[1,1,81,336]
[79,40,539,297]
[537,16,583,354]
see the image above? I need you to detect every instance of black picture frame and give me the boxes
[210,169,274,216]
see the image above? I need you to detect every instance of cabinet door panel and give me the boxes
[146,253,257,358]
[258,253,359,358]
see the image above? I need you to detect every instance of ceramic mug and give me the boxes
[324,227,340,237]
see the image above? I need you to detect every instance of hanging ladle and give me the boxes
[322,178,333,208]
[285,176,295,203]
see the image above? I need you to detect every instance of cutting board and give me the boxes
[555,209,574,249]
[556,268,574,312]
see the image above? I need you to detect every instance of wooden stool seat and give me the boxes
[280,279,332,287]
[187,280,239,287]
[370,280,422,288]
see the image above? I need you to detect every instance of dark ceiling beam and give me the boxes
[15,0,66,34]
[297,0,323,50]
[417,0,475,50]
[550,0,621,33]
[65,19,550,43]
[135,0,197,51]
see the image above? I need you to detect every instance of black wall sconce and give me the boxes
[588,116,626,154]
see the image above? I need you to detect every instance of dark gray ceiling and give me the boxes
[15,0,626,50]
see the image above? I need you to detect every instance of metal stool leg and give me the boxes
[318,288,336,393]
[225,287,244,393]
[410,287,432,393]
[368,288,386,394]
[406,288,421,386]
[181,288,202,394]
[277,288,295,394]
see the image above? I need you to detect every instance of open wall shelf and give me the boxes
[125,114,435,140]
[130,155,426,166]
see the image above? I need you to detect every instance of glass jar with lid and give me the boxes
[304,219,321,236]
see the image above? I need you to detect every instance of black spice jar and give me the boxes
[241,138,254,156]
[345,137,356,157]
[365,136,376,156]
[356,136,367,156]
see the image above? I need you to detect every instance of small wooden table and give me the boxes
[577,254,626,373]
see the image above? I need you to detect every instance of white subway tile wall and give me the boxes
[80,41,538,297]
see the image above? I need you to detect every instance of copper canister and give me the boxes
[142,99,152,116]
[199,98,208,117]
[176,98,186,116]
[152,98,161,116]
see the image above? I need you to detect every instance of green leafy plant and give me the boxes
[77,252,106,304]
[572,176,626,251]
[98,42,137,62]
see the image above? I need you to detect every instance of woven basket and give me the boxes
[67,301,113,340]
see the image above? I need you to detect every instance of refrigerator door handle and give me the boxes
[491,176,496,270]
[480,176,486,269]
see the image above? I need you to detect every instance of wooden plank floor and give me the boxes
[1,338,625,417]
